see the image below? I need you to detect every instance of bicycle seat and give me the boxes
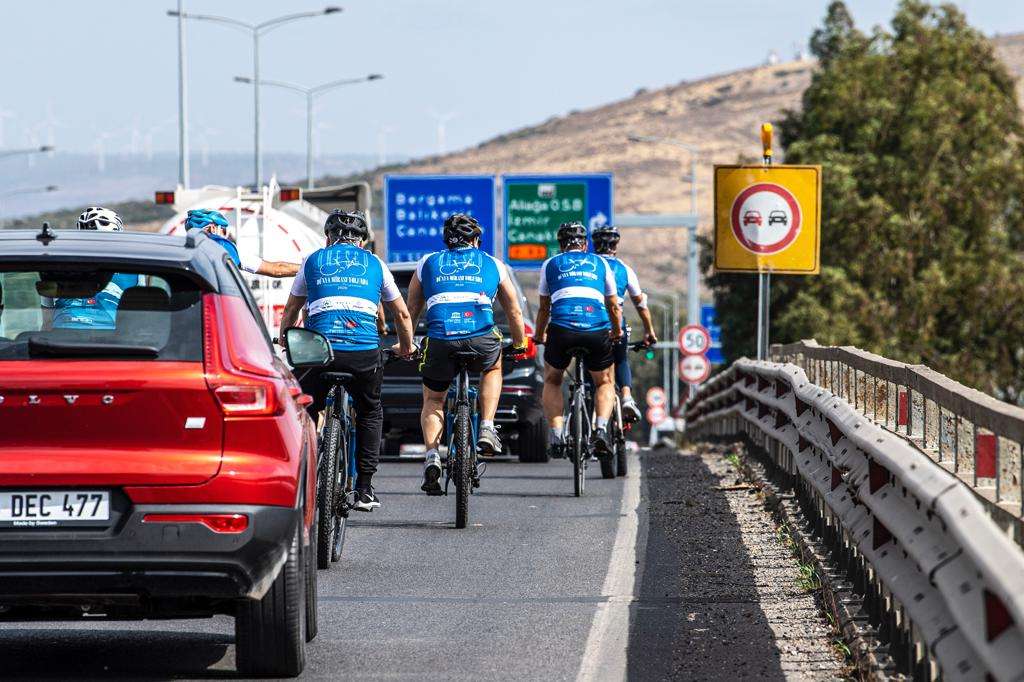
[322,371,354,384]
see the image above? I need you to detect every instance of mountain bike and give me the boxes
[315,349,405,568]
[440,343,525,528]
[563,347,594,496]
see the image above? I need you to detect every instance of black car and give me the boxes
[379,261,548,462]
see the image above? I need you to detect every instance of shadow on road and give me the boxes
[627,448,789,681]
[0,628,234,680]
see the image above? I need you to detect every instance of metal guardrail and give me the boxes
[771,340,1024,538]
[685,357,1024,681]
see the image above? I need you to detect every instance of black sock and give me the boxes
[357,475,372,491]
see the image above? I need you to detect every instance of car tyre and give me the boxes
[235,517,306,677]
[516,414,550,463]
[306,512,319,641]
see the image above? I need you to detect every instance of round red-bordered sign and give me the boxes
[679,354,711,385]
[678,324,711,356]
[730,182,802,255]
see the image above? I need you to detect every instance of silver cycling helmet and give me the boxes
[77,206,124,232]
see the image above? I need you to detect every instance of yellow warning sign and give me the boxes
[713,165,821,274]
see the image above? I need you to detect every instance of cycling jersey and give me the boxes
[41,273,145,330]
[538,251,616,332]
[601,255,643,330]
[290,243,401,351]
[416,247,508,340]
[206,233,264,274]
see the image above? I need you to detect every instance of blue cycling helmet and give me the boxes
[185,208,230,231]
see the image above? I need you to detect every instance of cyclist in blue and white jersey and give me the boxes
[405,214,527,495]
[184,209,299,277]
[591,224,658,423]
[279,210,416,511]
[532,222,622,458]
[41,207,145,330]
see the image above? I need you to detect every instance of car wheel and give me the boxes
[517,413,550,463]
[235,517,306,677]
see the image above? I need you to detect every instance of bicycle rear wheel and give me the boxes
[571,393,585,497]
[316,414,340,570]
[331,424,350,563]
[600,403,619,480]
[454,401,473,529]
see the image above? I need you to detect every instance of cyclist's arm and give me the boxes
[406,273,425,329]
[633,298,657,341]
[534,296,551,345]
[495,278,526,346]
[379,260,414,355]
[254,260,300,278]
[602,260,622,337]
[376,303,388,335]
[278,294,307,347]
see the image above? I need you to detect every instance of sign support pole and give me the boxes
[756,123,774,360]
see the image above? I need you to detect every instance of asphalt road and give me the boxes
[0,447,845,681]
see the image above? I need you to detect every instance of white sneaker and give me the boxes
[622,398,642,424]
[421,450,442,496]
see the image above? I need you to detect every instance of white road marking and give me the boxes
[576,451,642,681]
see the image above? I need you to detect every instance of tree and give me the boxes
[706,0,1024,401]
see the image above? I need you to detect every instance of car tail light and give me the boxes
[143,513,249,533]
[214,384,272,414]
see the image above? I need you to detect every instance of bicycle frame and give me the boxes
[444,367,479,491]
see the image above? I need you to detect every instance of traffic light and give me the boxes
[644,348,656,361]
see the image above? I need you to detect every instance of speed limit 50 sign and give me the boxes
[678,324,711,356]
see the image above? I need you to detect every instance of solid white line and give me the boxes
[576,451,642,682]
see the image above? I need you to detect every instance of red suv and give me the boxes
[0,226,325,677]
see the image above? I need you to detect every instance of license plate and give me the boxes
[0,491,110,527]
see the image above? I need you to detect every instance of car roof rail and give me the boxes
[184,227,202,249]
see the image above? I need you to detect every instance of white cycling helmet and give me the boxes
[77,206,124,232]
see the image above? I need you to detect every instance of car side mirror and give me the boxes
[284,327,333,367]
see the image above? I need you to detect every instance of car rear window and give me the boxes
[0,268,202,361]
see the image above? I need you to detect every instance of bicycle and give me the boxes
[437,342,524,529]
[574,340,652,486]
[314,349,405,568]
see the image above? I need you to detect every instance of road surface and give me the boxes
[1,448,846,680]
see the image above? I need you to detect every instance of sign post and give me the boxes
[713,124,822,359]
[384,175,496,263]
[502,174,612,269]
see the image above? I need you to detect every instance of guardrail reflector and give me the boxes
[976,433,997,479]
[897,390,909,427]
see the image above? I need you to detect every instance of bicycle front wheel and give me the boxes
[331,425,350,563]
[316,415,341,569]
[454,401,473,529]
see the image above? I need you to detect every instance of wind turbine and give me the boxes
[428,110,457,156]
[193,122,221,168]
[38,103,62,158]
[377,124,396,166]
[94,131,118,172]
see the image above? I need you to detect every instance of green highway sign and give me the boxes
[503,174,614,269]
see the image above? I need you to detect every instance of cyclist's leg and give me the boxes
[541,325,572,448]
[336,350,383,495]
[419,337,455,494]
[613,332,640,422]
[296,364,331,422]
[468,332,503,455]
[584,329,616,454]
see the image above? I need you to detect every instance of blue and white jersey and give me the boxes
[206,233,264,274]
[601,255,643,330]
[42,273,146,330]
[416,247,508,340]
[539,251,617,332]
[290,243,401,352]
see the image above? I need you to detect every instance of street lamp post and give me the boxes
[0,145,55,160]
[628,134,701,398]
[167,6,342,188]
[0,185,58,228]
[234,74,382,189]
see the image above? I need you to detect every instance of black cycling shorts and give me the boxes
[420,329,502,392]
[543,324,614,372]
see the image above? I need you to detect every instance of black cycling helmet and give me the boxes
[443,213,482,248]
[324,210,369,243]
[557,221,588,249]
[591,224,621,254]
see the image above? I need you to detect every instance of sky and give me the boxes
[2,0,1024,161]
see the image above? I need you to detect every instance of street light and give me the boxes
[0,145,55,160]
[0,185,58,228]
[167,6,342,188]
[234,73,382,189]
